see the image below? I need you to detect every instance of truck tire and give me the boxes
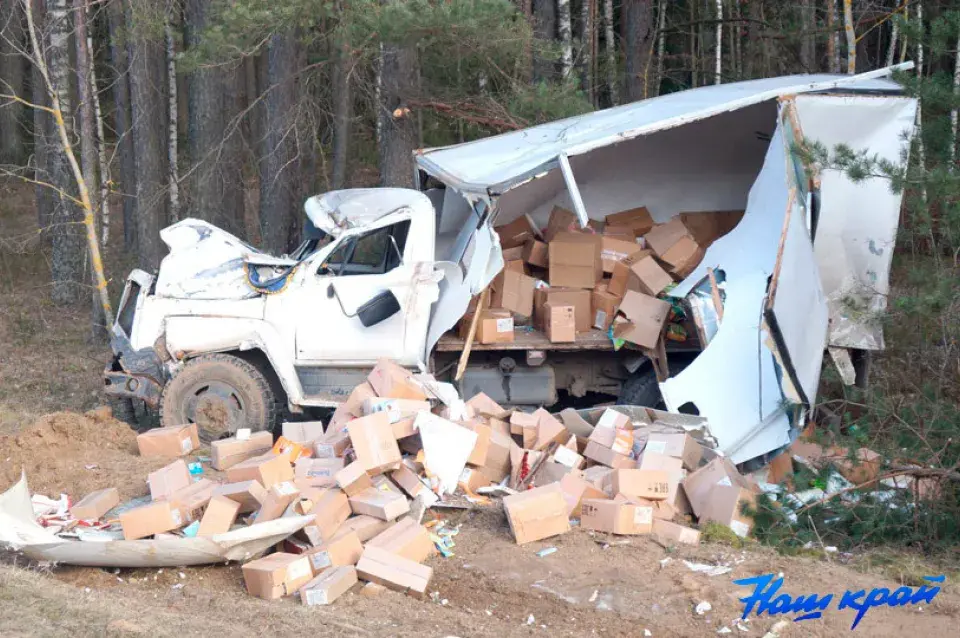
[160,353,278,441]
[617,366,665,408]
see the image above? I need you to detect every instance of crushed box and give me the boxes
[136,424,199,458]
[522,239,549,268]
[356,546,433,598]
[608,250,673,297]
[591,289,621,331]
[614,291,671,349]
[169,477,217,522]
[583,440,636,469]
[213,480,267,514]
[682,456,757,537]
[495,213,542,249]
[242,553,313,600]
[211,431,274,470]
[300,565,358,606]
[651,519,700,545]
[558,473,607,517]
[70,487,119,521]
[548,232,602,289]
[502,483,570,545]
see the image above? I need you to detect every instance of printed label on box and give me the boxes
[593,310,607,329]
[237,428,251,441]
[730,520,750,538]
[286,558,311,583]
[171,509,183,527]
[496,318,513,333]
[717,476,733,487]
[634,506,653,525]
[459,468,473,483]
[645,440,667,454]
[309,552,332,571]
[553,446,579,468]
[597,409,622,430]
[304,589,330,605]
[275,481,297,496]
[315,444,334,457]
[180,436,192,454]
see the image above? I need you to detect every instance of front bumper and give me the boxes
[103,357,164,407]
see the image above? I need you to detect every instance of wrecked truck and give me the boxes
[104,66,917,466]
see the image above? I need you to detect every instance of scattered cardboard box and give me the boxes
[545,206,601,240]
[583,440,636,469]
[659,235,704,278]
[496,214,543,249]
[295,457,346,488]
[282,421,326,444]
[491,268,536,318]
[591,288,621,330]
[335,460,374,496]
[367,359,427,401]
[462,309,515,344]
[543,302,576,343]
[348,486,410,521]
[119,501,183,540]
[300,566,358,606]
[832,447,883,485]
[644,217,690,256]
[581,497,653,534]
[502,483,570,545]
[548,232,602,289]
[600,236,642,273]
[390,463,430,499]
[356,546,433,598]
[147,459,192,501]
[611,469,671,501]
[522,239,549,268]
[313,429,351,459]
[682,457,757,537]
[347,412,402,475]
[605,207,654,237]
[70,487,119,521]
[535,287,592,332]
[136,424,199,458]
[169,478,217,522]
[679,210,744,247]
[614,291,671,349]
[310,489,352,542]
[328,382,377,431]
[197,494,241,536]
[213,480,267,514]
[211,431,274,470]
[636,451,684,504]
[558,473,608,517]
[226,452,295,487]
[252,481,301,524]
[644,432,703,471]
[608,250,673,297]
[651,519,701,545]
[242,553,313,600]
[305,529,364,572]
[366,518,434,563]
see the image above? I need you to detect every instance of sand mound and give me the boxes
[0,408,171,500]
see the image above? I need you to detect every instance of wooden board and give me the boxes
[436,328,615,352]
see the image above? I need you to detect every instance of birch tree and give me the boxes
[655,0,665,94]
[843,0,856,74]
[951,27,960,163]
[0,0,25,165]
[165,3,180,221]
[557,0,572,79]
[604,0,617,104]
[827,0,840,73]
[578,0,594,101]
[714,0,722,84]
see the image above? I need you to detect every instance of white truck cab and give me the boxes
[105,68,916,467]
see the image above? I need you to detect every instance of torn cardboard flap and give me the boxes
[615,291,670,349]
[414,412,477,495]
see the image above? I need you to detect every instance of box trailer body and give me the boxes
[105,67,916,466]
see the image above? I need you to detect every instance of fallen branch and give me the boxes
[405,98,527,131]
[795,465,960,515]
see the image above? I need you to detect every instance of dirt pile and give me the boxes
[0,408,170,500]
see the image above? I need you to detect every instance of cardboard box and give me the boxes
[169,477,218,522]
[356,546,433,598]
[608,250,672,297]
[614,291,671,349]
[295,457,346,488]
[552,444,585,469]
[362,397,430,425]
[328,382,377,431]
[305,529,364,572]
[477,429,514,483]
[582,464,614,488]
[558,473,607,516]
[605,206,654,237]
[458,466,491,492]
[347,412,402,475]
[282,421,326,444]
[600,236,643,273]
[681,456,756,537]
[679,210,744,247]
[300,565,357,606]
[612,469,670,501]
[197,494,241,536]
[367,359,427,401]
[495,213,543,249]
[548,232,602,289]
[583,440,636,469]
[313,429,351,459]
[475,309,515,344]
[148,459,192,501]
[213,480,267,514]
[533,408,569,450]
[70,487,119,521]
[522,239,549,268]
[636,451,684,504]
[502,245,525,262]
[545,206,603,240]
[119,501,184,540]
[593,408,631,433]
[534,287,592,332]
[502,483,571,545]
[581,498,653,535]
[340,515,392,542]
[348,486,410,521]
[366,518,434,563]
[644,432,702,470]
[644,217,690,256]
[311,488,352,542]
[591,289,621,331]
[252,481,301,524]
[136,424,199,458]
[543,302,576,343]
[504,259,526,273]
[466,392,509,419]
[462,421,491,466]
[225,452,294,487]
[833,447,883,485]
[652,498,677,520]
[659,235,704,278]
[272,436,312,463]
[510,411,538,448]
[242,552,313,600]
[335,460,374,496]
[490,268,536,318]
[390,463,430,499]
[651,519,700,545]
[211,431,274,470]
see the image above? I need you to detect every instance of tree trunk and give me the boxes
[128,0,169,272]
[578,0,594,101]
[331,14,352,190]
[86,20,110,247]
[47,0,84,305]
[622,0,654,102]
[951,31,960,164]
[532,0,557,83]
[714,0,722,84]
[378,36,418,188]
[74,0,106,338]
[655,0,666,94]
[258,31,300,255]
[557,0,573,79]
[185,0,243,236]
[0,0,25,165]
[826,0,840,73]
[164,7,179,222]
[30,1,53,231]
[106,0,136,252]
[689,0,699,85]
[799,0,815,72]
[885,13,899,67]
[843,0,855,74]
[744,0,760,78]
[603,0,617,104]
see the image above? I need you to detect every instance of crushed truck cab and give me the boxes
[105,68,916,466]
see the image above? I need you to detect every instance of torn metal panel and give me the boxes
[794,94,917,350]
[0,475,311,567]
[303,188,435,237]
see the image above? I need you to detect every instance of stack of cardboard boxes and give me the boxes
[460,205,741,350]
[61,358,757,606]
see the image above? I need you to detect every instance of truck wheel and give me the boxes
[160,353,277,441]
[617,366,665,408]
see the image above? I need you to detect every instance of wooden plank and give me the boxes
[455,288,488,381]
[436,327,615,353]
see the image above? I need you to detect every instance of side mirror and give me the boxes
[356,290,401,327]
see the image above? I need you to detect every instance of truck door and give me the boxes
[294,217,437,367]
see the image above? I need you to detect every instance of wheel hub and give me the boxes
[182,381,246,438]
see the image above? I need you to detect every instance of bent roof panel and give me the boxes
[414,67,907,196]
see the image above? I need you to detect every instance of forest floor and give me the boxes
[0,177,959,636]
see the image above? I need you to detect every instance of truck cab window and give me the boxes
[319,219,411,277]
